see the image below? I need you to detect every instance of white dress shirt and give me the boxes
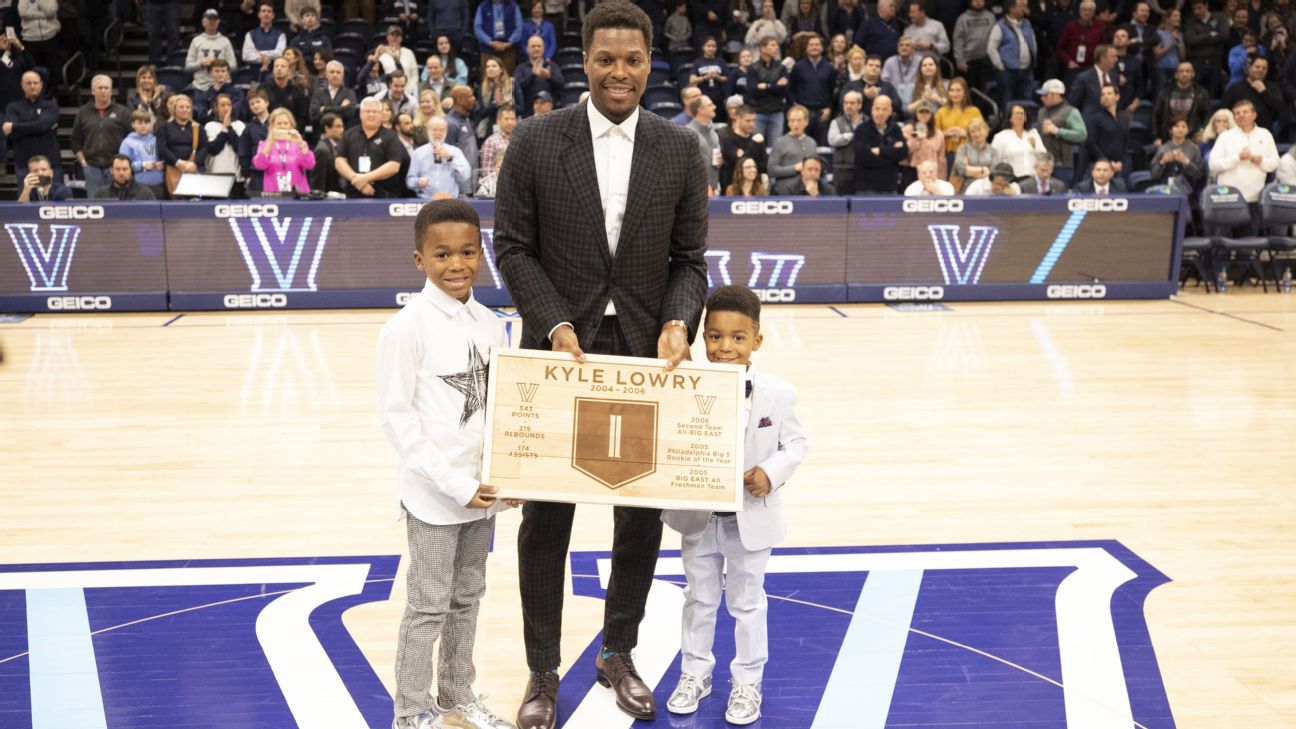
[377,279,506,525]
[1209,124,1280,202]
[588,100,639,315]
[903,179,957,196]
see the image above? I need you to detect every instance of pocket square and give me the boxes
[758,416,773,428]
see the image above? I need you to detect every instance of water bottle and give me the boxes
[1216,265,1228,293]
[1282,267,1293,294]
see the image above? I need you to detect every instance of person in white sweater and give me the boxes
[1207,99,1279,202]
[904,160,956,195]
[1279,145,1296,185]
[186,11,239,92]
[991,102,1044,178]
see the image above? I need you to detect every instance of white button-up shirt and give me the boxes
[377,279,506,525]
[588,101,638,316]
[1209,124,1280,202]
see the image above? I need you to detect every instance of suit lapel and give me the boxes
[561,104,612,266]
[617,115,663,258]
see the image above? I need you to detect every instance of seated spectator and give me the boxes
[4,70,61,184]
[687,96,723,193]
[187,11,240,92]
[479,105,516,184]
[904,159,956,195]
[1279,143,1296,184]
[1207,99,1279,204]
[242,3,286,80]
[159,94,207,195]
[726,156,767,196]
[290,7,332,56]
[769,105,818,194]
[311,61,359,130]
[1074,158,1127,193]
[71,75,131,199]
[407,116,471,200]
[965,162,1021,195]
[746,2,787,48]
[515,36,564,118]
[1152,61,1210,144]
[265,56,311,127]
[311,112,346,194]
[96,155,158,201]
[480,56,523,128]
[435,36,471,87]
[1221,55,1284,131]
[253,108,315,194]
[853,0,900,60]
[1199,108,1236,162]
[120,109,166,194]
[194,59,246,124]
[828,90,865,194]
[1150,117,1204,190]
[1226,31,1263,87]
[474,0,524,73]
[358,57,389,99]
[17,155,71,202]
[374,69,417,119]
[853,94,907,194]
[882,35,920,106]
[720,104,768,192]
[1018,151,1068,194]
[477,148,506,198]
[952,118,997,192]
[521,0,557,59]
[901,101,946,189]
[1084,83,1130,180]
[1036,78,1087,186]
[240,88,274,193]
[337,97,409,198]
[204,93,246,183]
[935,77,982,160]
[838,53,901,118]
[374,24,420,81]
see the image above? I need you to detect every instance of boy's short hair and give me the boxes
[210,57,230,71]
[705,285,761,327]
[321,111,341,128]
[582,0,653,53]
[247,86,270,103]
[414,199,481,252]
[130,109,152,125]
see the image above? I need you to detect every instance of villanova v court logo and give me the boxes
[228,216,333,292]
[0,542,1175,729]
[928,224,998,285]
[5,223,82,292]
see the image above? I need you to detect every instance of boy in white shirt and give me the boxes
[662,285,809,726]
[376,200,517,729]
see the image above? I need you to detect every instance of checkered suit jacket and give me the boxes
[493,102,710,357]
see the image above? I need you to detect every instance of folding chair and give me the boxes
[1260,182,1296,287]
[1199,185,1267,292]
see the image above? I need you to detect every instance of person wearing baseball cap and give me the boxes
[531,89,554,116]
[1035,78,1087,186]
[185,8,239,92]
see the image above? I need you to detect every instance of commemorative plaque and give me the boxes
[482,349,746,511]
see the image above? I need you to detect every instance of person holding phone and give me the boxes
[252,107,315,194]
[17,154,70,202]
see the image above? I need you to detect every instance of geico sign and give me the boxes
[730,200,794,215]
[39,205,104,220]
[1067,198,1128,212]
[395,291,420,305]
[754,288,796,302]
[389,202,424,217]
[902,199,963,213]
[1046,284,1108,299]
[223,293,288,308]
[883,286,944,300]
[214,204,279,218]
[47,295,112,310]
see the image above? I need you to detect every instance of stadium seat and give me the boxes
[1129,170,1153,192]
[234,65,259,85]
[562,81,588,106]
[1199,185,1268,291]
[156,66,192,93]
[650,101,683,118]
[669,48,696,69]
[333,32,368,56]
[648,67,673,86]
[554,48,583,67]
[561,63,586,84]
[1259,182,1296,287]
[338,18,370,37]
[332,48,359,72]
[642,84,678,108]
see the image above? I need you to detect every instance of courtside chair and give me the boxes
[1199,185,1268,292]
[1148,184,1212,290]
[1259,182,1296,287]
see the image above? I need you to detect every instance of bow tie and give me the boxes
[745,381,753,398]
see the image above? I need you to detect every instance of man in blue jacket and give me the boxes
[853,0,902,60]
[789,34,837,144]
[475,0,524,72]
[3,70,61,184]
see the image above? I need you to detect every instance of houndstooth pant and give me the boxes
[394,513,494,718]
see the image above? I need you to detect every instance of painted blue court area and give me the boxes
[0,542,1174,729]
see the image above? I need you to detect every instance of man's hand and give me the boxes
[22,172,39,190]
[465,483,499,509]
[417,176,429,188]
[551,323,587,362]
[743,466,772,498]
[819,107,831,122]
[658,323,690,371]
[864,86,878,99]
[776,77,788,86]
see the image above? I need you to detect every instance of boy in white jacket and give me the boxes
[662,285,809,725]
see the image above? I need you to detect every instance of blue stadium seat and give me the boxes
[156,66,192,93]
[1156,184,1213,290]
[669,48,696,69]
[338,19,370,38]
[333,32,368,56]
[234,65,259,85]
[561,63,586,84]
[642,84,678,109]
[1200,185,1268,291]
[648,67,673,86]
[1128,170,1153,192]
[562,81,588,106]
[554,47,583,67]
[651,101,683,118]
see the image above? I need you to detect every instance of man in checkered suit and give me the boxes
[493,2,710,727]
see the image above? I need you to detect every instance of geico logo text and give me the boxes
[47,295,112,310]
[389,203,424,217]
[1067,198,1129,212]
[902,199,964,213]
[754,288,796,302]
[224,293,289,308]
[1046,284,1108,299]
[40,205,104,220]
[215,204,279,218]
[883,286,945,300]
[730,200,794,215]
[395,292,420,305]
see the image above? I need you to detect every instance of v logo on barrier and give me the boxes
[928,225,998,285]
[5,223,81,292]
[229,217,333,292]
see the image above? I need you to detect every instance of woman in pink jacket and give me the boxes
[252,109,316,194]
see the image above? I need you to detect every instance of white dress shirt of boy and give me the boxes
[376,278,506,524]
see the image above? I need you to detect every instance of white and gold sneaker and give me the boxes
[666,673,712,714]
[724,682,762,725]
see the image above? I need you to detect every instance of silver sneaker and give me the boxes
[439,696,517,729]
[666,673,712,714]
[392,710,439,729]
[725,682,762,725]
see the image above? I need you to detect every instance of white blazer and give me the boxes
[662,367,809,552]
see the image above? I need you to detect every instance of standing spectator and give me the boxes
[1111,28,1145,111]
[16,154,70,201]
[745,2,786,48]
[95,154,157,200]
[478,104,516,181]
[954,0,996,96]
[515,36,564,116]
[475,0,524,73]
[1221,55,1284,131]
[828,89,864,193]
[542,0,568,35]
[429,0,473,49]
[311,60,358,129]
[239,87,272,193]
[384,0,422,38]
[1057,1,1106,84]
[665,2,693,51]
[903,159,955,195]
[1018,151,1067,193]
[3,70,59,183]
[992,101,1044,177]
[905,1,951,58]
[311,112,345,193]
[1084,83,1130,180]
[290,7,332,56]
[336,96,408,197]
[726,155,766,195]
[719,103,767,191]
[479,56,523,127]
[781,0,826,40]
[828,0,865,43]
[882,35,920,106]
[407,115,471,199]
[1073,157,1126,192]
[987,0,1037,112]
[17,0,58,94]
[345,0,376,26]
[834,46,866,101]
[1152,60,1209,143]
[1183,0,1227,96]
[253,108,315,193]
[768,104,817,193]
[375,69,418,119]
[853,0,901,60]
[445,84,479,192]
[1150,117,1204,188]
[242,3,286,80]
[70,75,131,198]
[687,95,722,192]
[421,55,450,101]
[1226,6,1250,50]
[746,36,790,143]
[1199,108,1235,164]
[689,37,728,118]
[1069,43,1117,117]
[789,34,835,142]
[395,111,418,158]
[1035,78,1086,185]
[726,47,754,100]
[194,59,245,124]
[1151,9,1185,100]
[522,0,558,59]
[1276,142,1296,184]
[695,0,730,49]
[120,109,165,195]
[265,56,311,126]
[128,65,171,129]
[147,0,182,66]
[1126,2,1155,60]
[1226,30,1263,87]
[952,117,998,191]
[158,94,207,195]
[186,10,239,92]
[900,100,946,188]
[1208,99,1280,203]
[412,89,445,145]
[375,25,421,81]
[203,92,245,184]
[787,154,835,195]
[839,52,901,117]
[1037,0,1078,83]
[908,55,947,117]
[436,35,471,87]
[935,77,982,160]
[853,93,907,193]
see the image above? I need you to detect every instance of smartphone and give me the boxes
[37,175,52,186]
[4,27,16,41]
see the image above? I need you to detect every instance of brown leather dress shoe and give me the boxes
[516,671,560,729]
[595,652,657,720]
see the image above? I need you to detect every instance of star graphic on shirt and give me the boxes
[439,345,489,428]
